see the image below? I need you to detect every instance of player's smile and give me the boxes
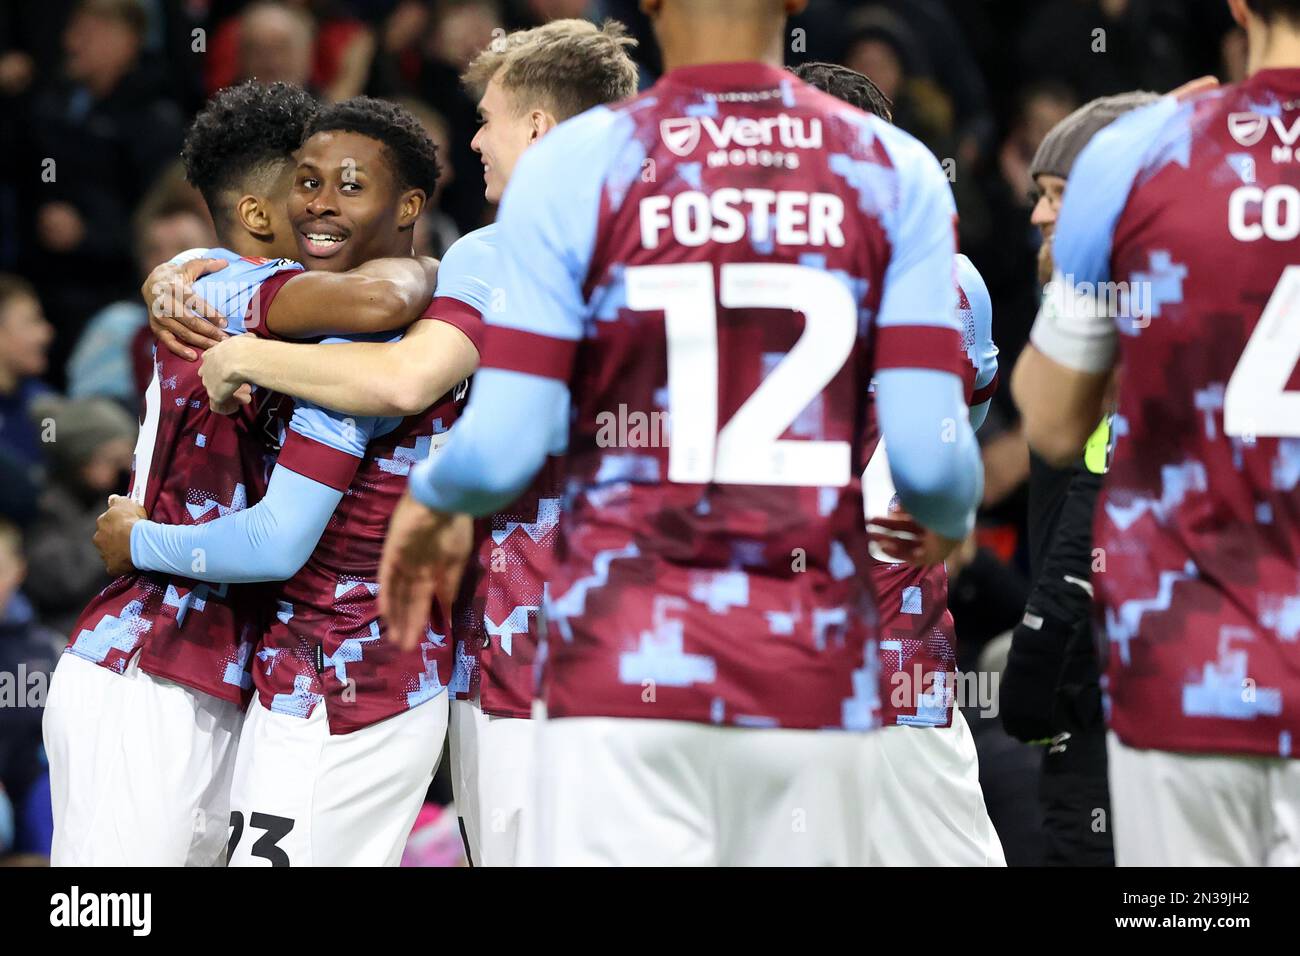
[288,129,417,272]
[298,221,352,259]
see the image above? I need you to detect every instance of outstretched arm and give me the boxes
[201,317,480,417]
[96,397,375,580]
[129,466,344,583]
[143,254,440,360]
[261,256,439,338]
[408,366,565,515]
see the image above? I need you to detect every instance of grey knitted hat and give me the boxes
[1030,91,1161,181]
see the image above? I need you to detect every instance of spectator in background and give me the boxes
[1017,0,1194,103]
[876,0,995,166]
[0,520,62,859]
[409,0,507,232]
[965,82,1078,530]
[206,0,376,102]
[67,180,215,410]
[397,98,463,258]
[237,2,316,89]
[0,276,55,481]
[23,396,136,636]
[839,8,955,159]
[23,0,185,378]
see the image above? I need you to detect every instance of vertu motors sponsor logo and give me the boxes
[659,114,823,157]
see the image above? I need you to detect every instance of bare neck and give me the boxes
[217,229,287,261]
[1247,21,1300,73]
[658,16,786,74]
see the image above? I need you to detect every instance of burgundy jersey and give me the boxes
[66,253,298,704]
[246,273,483,734]
[477,63,969,730]
[1049,70,1300,757]
[452,458,563,718]
[866,262,998,728]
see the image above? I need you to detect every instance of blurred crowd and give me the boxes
[0,0,1247,863]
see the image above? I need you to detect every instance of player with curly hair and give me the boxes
[48,86,448,866]
[92,95,478,866]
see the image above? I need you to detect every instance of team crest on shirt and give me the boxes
[661,117,701,156]
[1228,112,1269,148]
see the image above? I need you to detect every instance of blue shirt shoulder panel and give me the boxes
[492,104,635,341]
[185,248,304,335]
[869,123,960,333]
[1053,95,1183,286]
[433,224,498,316]
[288,332,403,448]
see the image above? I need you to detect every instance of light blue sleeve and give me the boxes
[873,123,960,333]
[875,368,983,540]
[129,360,387,583]
[288,395,389,454]
[409,368,568,514]
[409,108,628,515]
[869,127,982,539]
[480,107,625,339]
[185,248,303,335]
[130,466,343,583]
[433,225,497,315]
[1053,96,1181,285]
[956,253,998,431]
[287,335,401,448]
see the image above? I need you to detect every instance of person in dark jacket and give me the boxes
[1000,91,1167,867]
[21,0,185,378]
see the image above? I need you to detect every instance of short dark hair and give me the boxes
[1246,0,1300,25]
[791,62,893,122]
[181,81,319,229]
[304,97,441,198]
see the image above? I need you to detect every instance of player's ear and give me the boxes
[530,110,558,142]
[235,194,273,238]
[396,188,426,230]
[1226,0,1249,29]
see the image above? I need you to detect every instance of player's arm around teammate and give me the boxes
[193,226,493,417]
[144,253,440,361]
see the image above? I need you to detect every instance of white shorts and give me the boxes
[226,692,448,866]
[448,698,535,866]
[535,716,876,866]
[1107,732,1300,866]
[43,651,243,867]
[866,711,1005,866]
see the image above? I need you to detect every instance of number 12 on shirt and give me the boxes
[626,261,857,488]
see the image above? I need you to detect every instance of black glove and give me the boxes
[1000,605,1074,743]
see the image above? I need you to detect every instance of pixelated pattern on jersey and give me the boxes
[527,67,945,730]
[253,396,463,734]
[452,459,565,718]
[1094,73,1300,757]
[66,346,284,704]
